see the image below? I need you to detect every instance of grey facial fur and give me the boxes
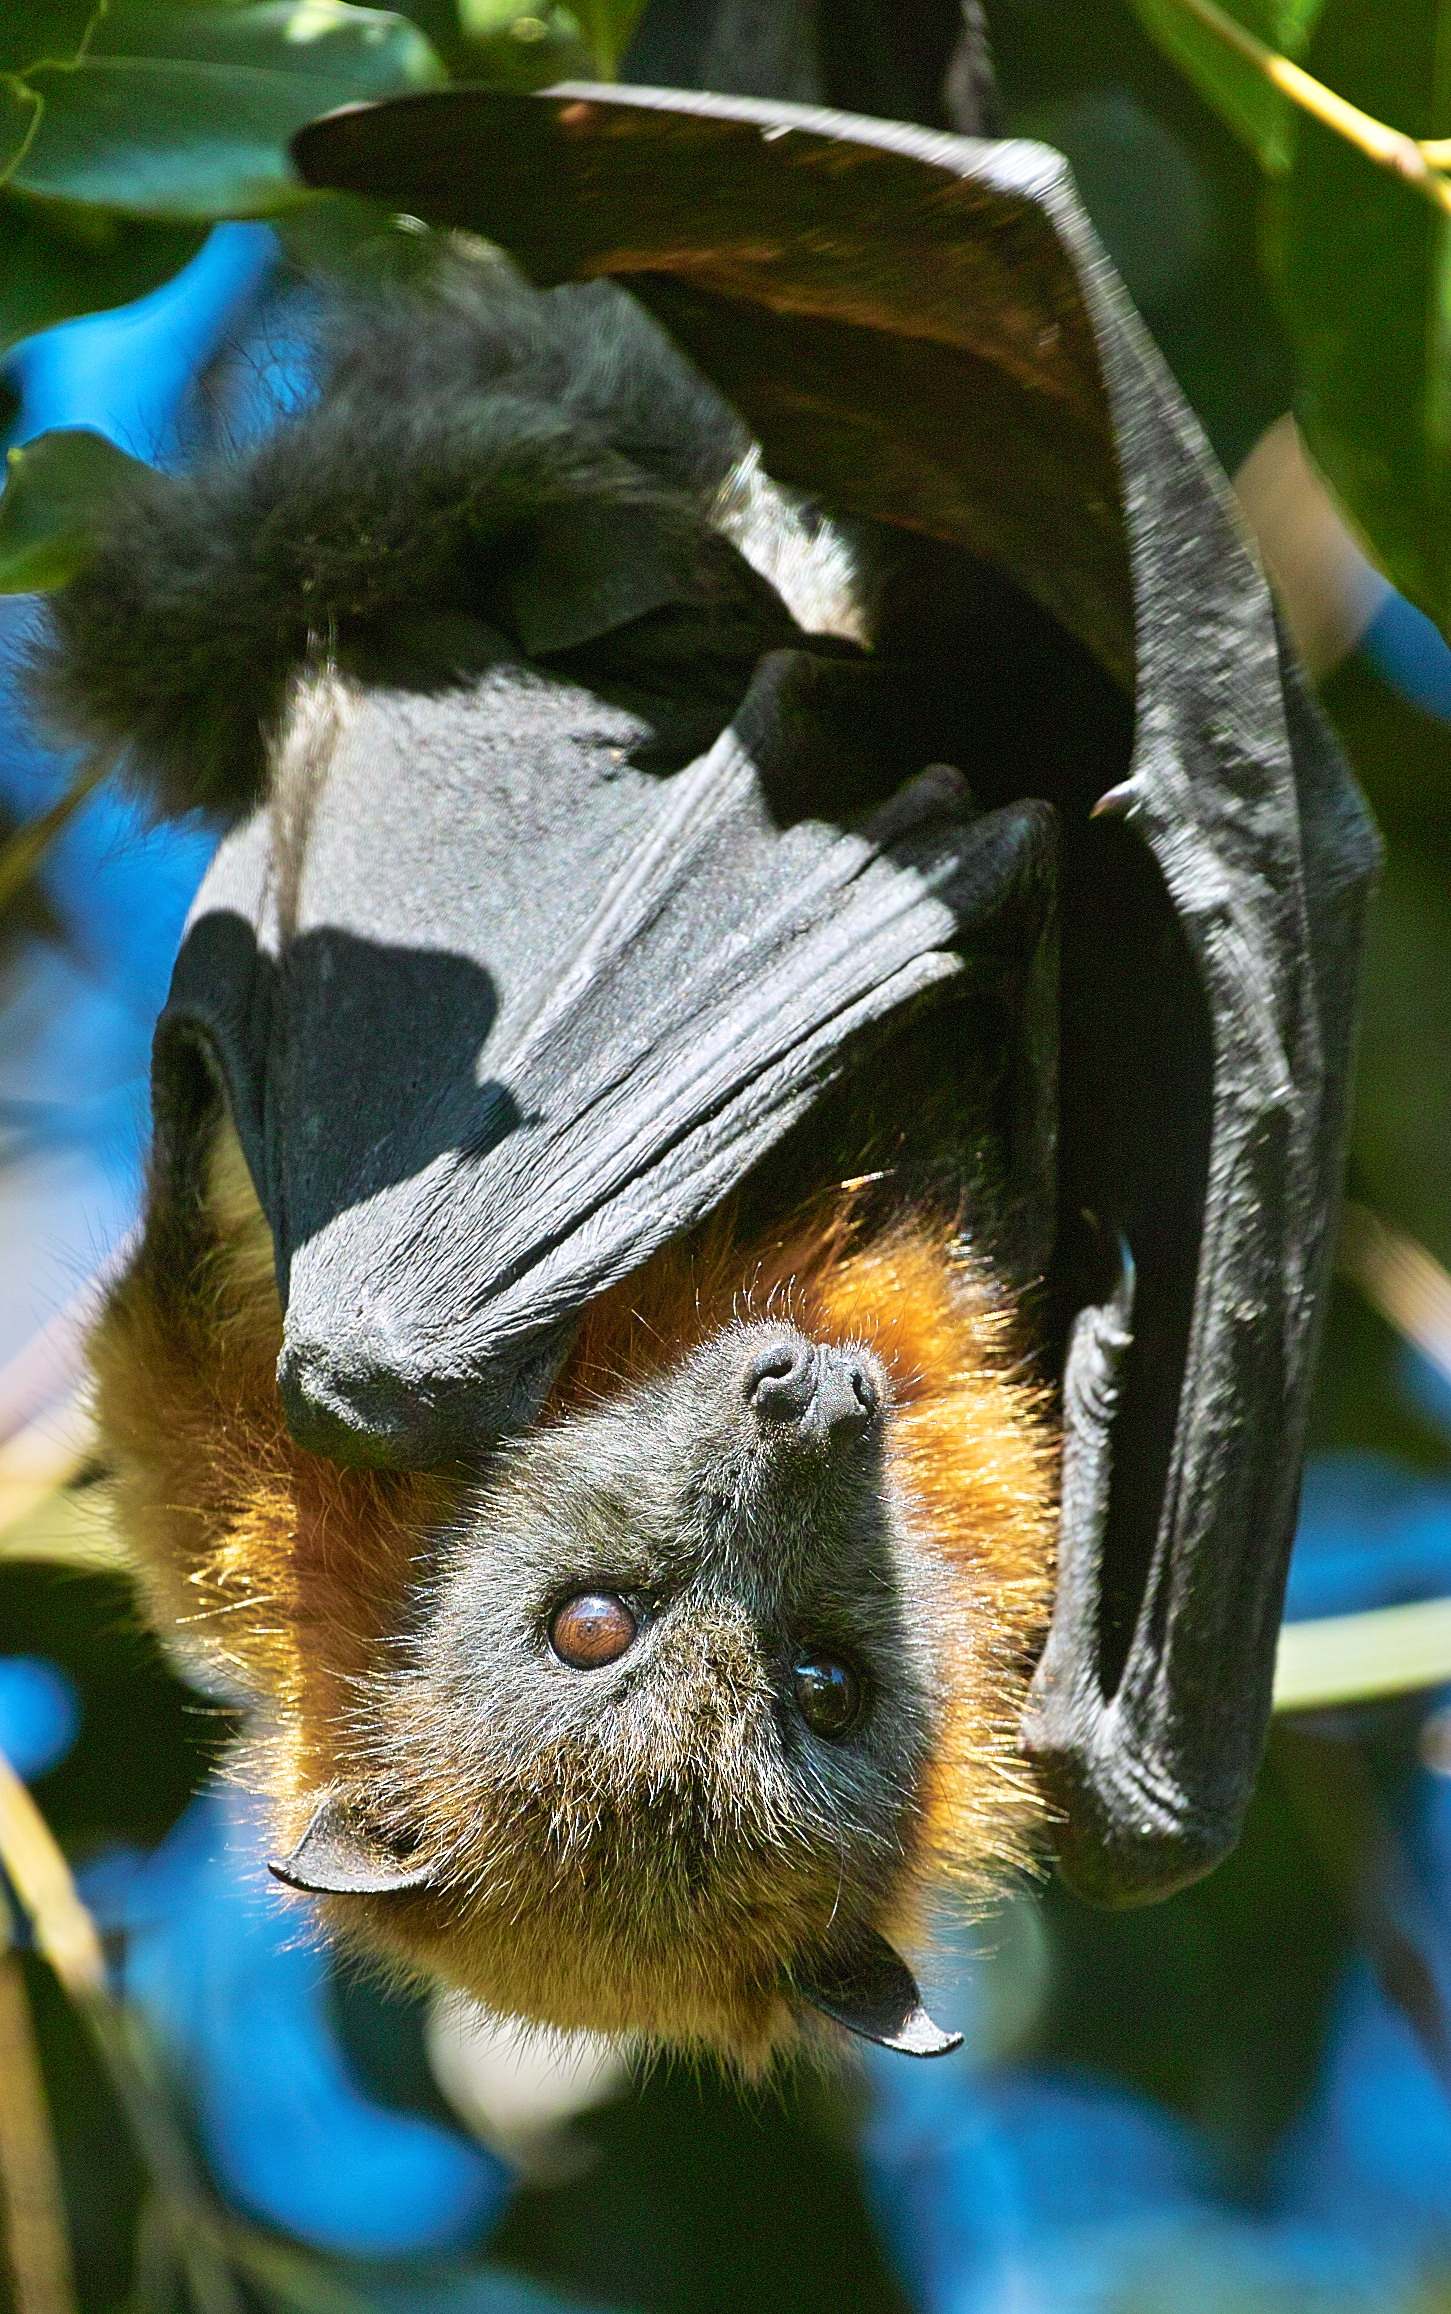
[380,1319,941,1927]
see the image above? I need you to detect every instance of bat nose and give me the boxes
[744,1334,880,1440]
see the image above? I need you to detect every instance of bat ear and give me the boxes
[792,1926,963,2058]
[268,1790,433,1897]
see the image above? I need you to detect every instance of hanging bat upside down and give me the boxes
[33,244,1065,2068]
[32,53,1379,2047]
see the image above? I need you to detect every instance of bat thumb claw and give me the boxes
[269,1789,433,1898]
[792,1926,962,2058]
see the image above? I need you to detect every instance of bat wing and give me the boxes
[158,647,1055,1466]
[292,85,1380,1904]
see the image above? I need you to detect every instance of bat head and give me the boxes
[93,1118,1055,2068]
[258,1209,1059,2067]
[310,1312,940,2061]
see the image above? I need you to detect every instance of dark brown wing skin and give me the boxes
[294,86,1380,1905]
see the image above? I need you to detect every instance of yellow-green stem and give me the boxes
[1157,0,1451,212]
[0,1751,244,2314]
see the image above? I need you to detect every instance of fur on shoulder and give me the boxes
[31,249,857,820]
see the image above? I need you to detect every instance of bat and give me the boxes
[33,89,1375,2066]
[44,248,1062,2064]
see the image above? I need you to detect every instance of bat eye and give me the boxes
[550,1591,638,1669]
[792,1653,863,1739]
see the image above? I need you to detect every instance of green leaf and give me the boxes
[0,1,106,77]
[0,1473,126,1572]
[0,79,40,185]
[10,2,447,219]
[569,0,647,78]
[270,186,442,281]
[454,0,591,87]
[1280,0,1451,628]
[453,0,645,81]
[0,196,204,355]
[0,427,151,593]
[1128,0,1324,171]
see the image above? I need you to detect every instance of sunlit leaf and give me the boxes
[570,0,648,78]
[0,427,151,593]
[10,2,447,219]
[1281,0,1451,629]
[1128,0,1325,170]
[0,1483,125,1574]
[0,197,204,356]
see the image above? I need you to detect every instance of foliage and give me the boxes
[2,0,1449,631]
[0,0,648,585]
[1280,0,1451,632]
[1128,0,1451,631]
[1128,0,1323,168]
[0,0,648,367]
[0,2,445,358]
[0,428,149,592]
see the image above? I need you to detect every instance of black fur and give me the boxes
[30,255,772,819]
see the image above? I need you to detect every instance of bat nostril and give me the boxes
[814,1348,879,1438]
[850,1361,880,1422]
[745,1336,816,1421]
[744,1337,882,1442]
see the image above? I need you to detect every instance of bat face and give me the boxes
[93,1117,1059,2065]
[344,1318,946,2061]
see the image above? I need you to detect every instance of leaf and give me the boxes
[1280,0,1451,628]
[10,2,447,219]
[0,197,204,356]
[454,0,591,88]
[0,427,151,593]
[1128,0,1325,171]
[0,1477,126,1575]
[454,0,646,82]
[0,80,40,185]
[270,185,441,279]
[0,1,105,77]
[569,0,648,78]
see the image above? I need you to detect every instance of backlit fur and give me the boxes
[92,1121,1056,2068]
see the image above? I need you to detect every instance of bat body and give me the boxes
[47,251,1061,2064]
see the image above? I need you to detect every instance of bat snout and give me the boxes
[742,1330,883,1446]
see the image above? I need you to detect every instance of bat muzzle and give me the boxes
[742,1330,884,1447]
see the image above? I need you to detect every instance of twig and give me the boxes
[1339,1200,1451,1397]
[0,1893,78,2314]
[1268,1204,1451,1713]
[0,758,110,919]
[1275,1594,1451,1713]
[1153,0,1451,212]
[0,1752,105,2004]
[0,1750,245,2314]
